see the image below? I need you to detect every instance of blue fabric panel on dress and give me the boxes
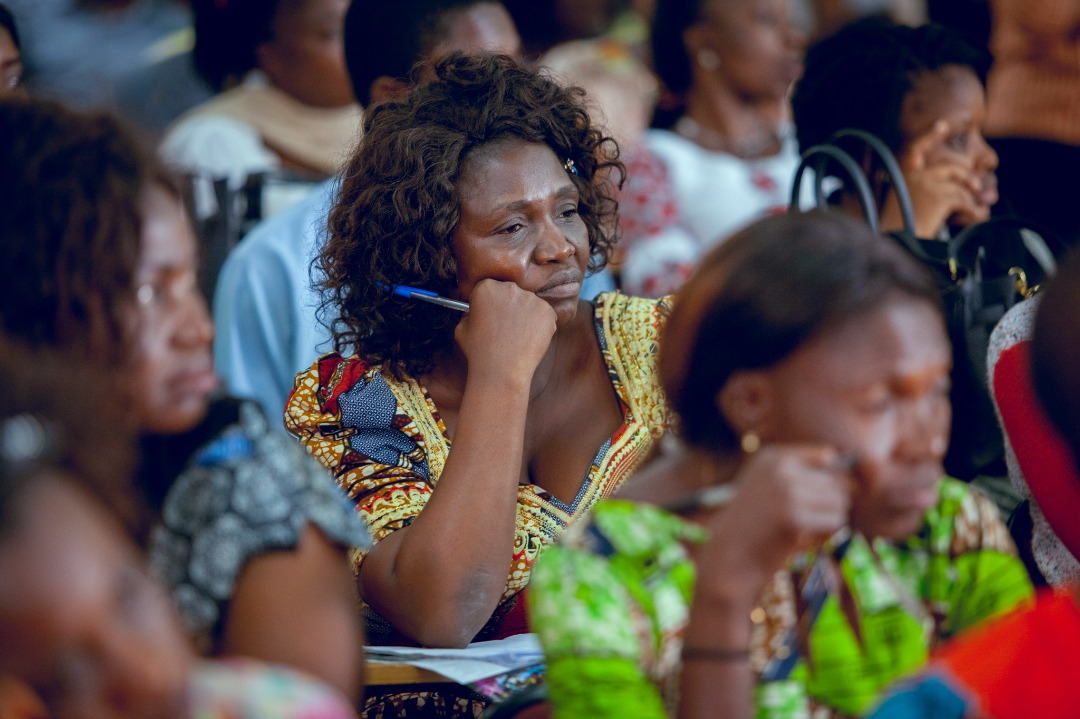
[337,371,431,481]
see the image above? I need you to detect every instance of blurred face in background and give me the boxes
[748,295,953,540]
[429,2,523,64]
[258,0,355,107]
[0,477,192,719]
[0,26,23,97]
[691,0,805,102]
[898,64,999,227]
[127,185,217,435]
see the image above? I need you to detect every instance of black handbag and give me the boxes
[791,129,1062,480]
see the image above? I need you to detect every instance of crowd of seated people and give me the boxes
[2,0,1079,718]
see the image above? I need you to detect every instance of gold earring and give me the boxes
[740,431,761,455]
[697,48,720,71]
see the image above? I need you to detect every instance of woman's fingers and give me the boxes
[454,279,557,381]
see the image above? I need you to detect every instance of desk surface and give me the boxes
[365,660,455,687]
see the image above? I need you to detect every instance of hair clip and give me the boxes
[564,158,578,176]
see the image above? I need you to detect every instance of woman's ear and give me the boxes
[368,76,409,106]
[716,370,776,438]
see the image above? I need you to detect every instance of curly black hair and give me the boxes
[0,97,172,367]
[321,52,623,379]
[792,18,991,156]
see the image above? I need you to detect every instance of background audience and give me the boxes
[0,2,22,97]
[4,3,1079,718]
[161,0,360,194]
[212,0,524,426]
[616,0,805,297]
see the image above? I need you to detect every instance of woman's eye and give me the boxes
[946,132,970,152]
[857,393,892,415]
[136,283,165,307]
[559,206,579,220]
[500,223,525,235]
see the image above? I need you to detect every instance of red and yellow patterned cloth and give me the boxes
[285,292,671,643]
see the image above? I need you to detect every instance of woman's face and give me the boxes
[429,2,523,61]
[127,186,217,435]
[899,65,999,223]
[0,478,192,719]
[694,0,805,102]
[752,296,953,540]
[0,26,23,97]
[260,0,355,108]
[450,139,590,328]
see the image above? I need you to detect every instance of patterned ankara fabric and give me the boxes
[617,128,798,299]
[285,292,671,645]
[868,587,1080,719]
[190,658,357,719]
[529,480,1034,719]
[987,298,1080,586]
[144,397,370,653]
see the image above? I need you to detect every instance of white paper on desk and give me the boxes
[364,633,544,684]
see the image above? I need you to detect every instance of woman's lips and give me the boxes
[978,181,999,208]
[536,280,583,300]
[171,367,219,397]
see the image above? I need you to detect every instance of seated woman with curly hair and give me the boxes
[285,52,670,665]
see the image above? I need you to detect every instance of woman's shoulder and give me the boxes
[161,109,277,180]
[595,291,673,330]
[928,478,1017,556]
[150,395,369,641]
[289,353,398,418]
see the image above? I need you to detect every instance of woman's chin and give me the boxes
[139,397,212,435]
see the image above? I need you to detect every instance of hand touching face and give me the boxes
[747,297,953,541]
[891,65,999,237]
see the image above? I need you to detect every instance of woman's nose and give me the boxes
[897,396,951,462]
[174,291,215,348]
[975,133,999,173]
[534,223,578,264]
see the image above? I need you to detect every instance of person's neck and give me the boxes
[686,446,743,488]
[679,81,785,159]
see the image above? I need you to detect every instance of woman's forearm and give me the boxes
[678,582,759,719]
[359,373,532,647]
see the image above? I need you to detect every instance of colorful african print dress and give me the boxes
[869,586,1080,719]
[528,480,1034,719]
[286,293,669,712]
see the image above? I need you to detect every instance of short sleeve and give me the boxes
[943,486,1034,636]
[149,400,369,646]
[529,501,700,719]
[285,354,437,556]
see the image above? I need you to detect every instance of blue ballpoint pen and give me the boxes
[379,283,470,312]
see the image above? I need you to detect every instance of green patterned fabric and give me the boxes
[528,480,1033,719]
